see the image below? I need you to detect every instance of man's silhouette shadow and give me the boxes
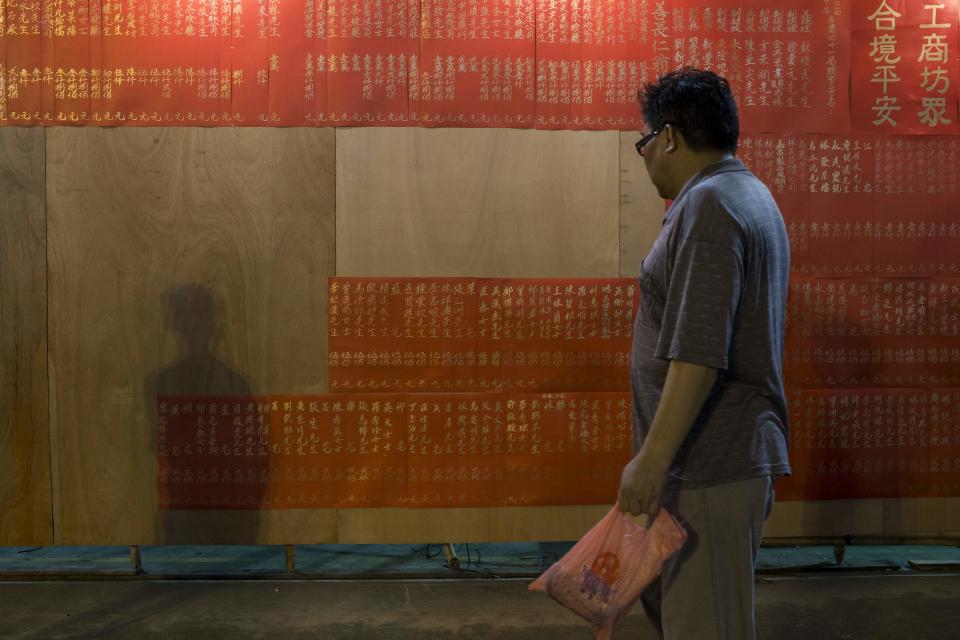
[145,284,265,544]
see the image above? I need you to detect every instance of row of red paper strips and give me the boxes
[736,132,960,278]
[328,278,639,393]
[158,392,634,508]
[156,390,960,509]
[323,274,960,505]
[327,275,960,392]
[2,1,956,132]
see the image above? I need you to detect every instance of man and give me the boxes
[618,68,791,639]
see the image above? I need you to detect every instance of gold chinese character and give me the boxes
[869,65,901,93]
[867,0,902,30]
[921,67,951,93]
[872,95,900,126]
[918,33,949,63]
[918,97,952,127]
[920,3,952,29]
[869,34,901,64]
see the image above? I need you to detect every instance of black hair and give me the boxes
[637,68,739,154]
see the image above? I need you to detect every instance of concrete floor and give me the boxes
[2,573,958,639]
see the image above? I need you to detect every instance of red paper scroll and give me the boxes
[852,0,960,134]
[739,132,960,279]
[323,0,420,125]
[2,1,855,130]
[785,277,960,388]
[534,1,851,131]
[503,392,632,506]
[157,392,631,509]
[328,278,481,391]
[158,389,960,507]
[157,394,408,508]
[419,1,536,126]
[779,388,960,500]
[737,133,960,500]
[708,0,851,133]
[328,277,639,392]
[740,132,960,402]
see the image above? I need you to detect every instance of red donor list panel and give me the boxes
[328,277,638,393]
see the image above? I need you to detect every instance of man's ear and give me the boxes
[664,124,680,153]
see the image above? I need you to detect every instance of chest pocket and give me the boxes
[637,270,664,330]
[637,225,672,329]
[638,260,667,331]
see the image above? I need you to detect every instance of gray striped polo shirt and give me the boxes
[631,158,792,488]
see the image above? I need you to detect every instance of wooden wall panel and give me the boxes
[765,498,960,540]
[47,128,337,544]
[339,499,960,542]
[883,498,960,538]
[0,128,52,546]
[616,132,958,540]
[338,505,611,544]
[22,123,955,545]
[336,128,621,277]
[618,131,664,277]
[338,499,959,544]
[764,499,885,538]
[335,127,619,543]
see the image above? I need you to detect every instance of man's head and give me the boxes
[636,68,740,199]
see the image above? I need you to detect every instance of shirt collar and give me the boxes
[664,157,748,223]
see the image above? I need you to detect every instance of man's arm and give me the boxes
[618,359,718,526]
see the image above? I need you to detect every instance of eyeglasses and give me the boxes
[634,124,669,156]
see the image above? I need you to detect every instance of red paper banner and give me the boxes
[328,277,639,393]
[738,132,960,278]
[852,0,960,134]
[2,1,854,129]
[16,2,955,504]
[158,387,960,506]
[157,392,632,509]
[156,271,960,507]
[778,387,960,500]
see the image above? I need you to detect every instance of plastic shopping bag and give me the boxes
[528,506,687,640]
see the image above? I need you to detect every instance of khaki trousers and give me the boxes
[641,475,775,640]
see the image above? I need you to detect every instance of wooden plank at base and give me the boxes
[764,499,885,538]
[158,510,338,545]
[884,498,960,538]
[338,506,611,544]
[907,560,960,572]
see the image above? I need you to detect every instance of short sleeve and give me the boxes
[655,239,743,369]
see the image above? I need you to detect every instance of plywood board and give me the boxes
[338,505,611,544]
[336,128,620,278]
[0,128,52,546]
[883,498,960,538]
[341,498,957,544]
[47,128,337,544]
[764,499,885,538]
[159,510,339,545]
[618,131,665,277]
[766,498,960,540]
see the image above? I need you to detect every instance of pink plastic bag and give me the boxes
[528,506,688,640]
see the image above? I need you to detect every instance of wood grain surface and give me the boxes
[336,127,621,278]
[618,130,665,277]
[3,123,950,545]
[338,505,612,544]
[46,128,337,544]
[0,128,52,546]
